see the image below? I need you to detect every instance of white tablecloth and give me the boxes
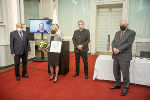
[93,55,150,86]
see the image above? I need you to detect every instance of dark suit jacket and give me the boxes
[112,29,136,61]
[72,29,90,53]
[10,30,31,55]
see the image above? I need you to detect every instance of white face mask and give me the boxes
[17,28,22,32]
[79,25,84,29]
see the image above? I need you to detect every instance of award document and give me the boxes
[49,41,62,53]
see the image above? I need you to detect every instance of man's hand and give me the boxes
[28,51,31,55]
[113,48,119,55]
[77,45,83,50]
[11,54,15,57]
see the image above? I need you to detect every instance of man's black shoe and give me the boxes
[85,75,88,79]
[110,85,121,89]
[72,73,79,77]
[16,76,20,81]
[121,89,128,96]
[22,75,30,78]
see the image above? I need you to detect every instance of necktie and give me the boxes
[19,32,23,40]
[120,31,124,39]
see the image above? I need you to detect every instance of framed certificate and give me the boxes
[49,41,62,53]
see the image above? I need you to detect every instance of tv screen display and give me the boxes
[29,19,52,33]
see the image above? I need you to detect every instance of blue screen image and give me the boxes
[29,19,52,33]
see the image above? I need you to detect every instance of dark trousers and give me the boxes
[113,59,130,90]
[75,52,88,75]
[14,51,28,77]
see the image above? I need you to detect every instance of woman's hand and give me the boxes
[11,54,15,57]
[42,49,48,53]
[28,51,31,55]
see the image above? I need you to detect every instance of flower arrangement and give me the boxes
[38,40,48,50]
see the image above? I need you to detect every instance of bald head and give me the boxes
[120,20,128,30]
[120,20,128,26]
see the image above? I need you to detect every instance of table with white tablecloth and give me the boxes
[93,55,150,86]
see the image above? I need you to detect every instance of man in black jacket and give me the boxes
[10,23,31,81]
[72,20,90,79]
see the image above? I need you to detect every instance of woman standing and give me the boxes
[46,24,62,83]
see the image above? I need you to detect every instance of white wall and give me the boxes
[0,0,36,67]
[0,0,2,22]
[0,0,18,67]
[0,41,35,67]
[90,0,129,54]
[34,0,57,40]
[0,0,19,45]
[0,0,8,45]
[7,0,19,37]
[39,0,57,19]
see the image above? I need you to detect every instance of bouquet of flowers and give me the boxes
[38,40,48,50]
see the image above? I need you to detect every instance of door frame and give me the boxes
[96,4,123,52]
[90,0,129,54]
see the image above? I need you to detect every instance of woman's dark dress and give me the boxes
[48,36,60,66]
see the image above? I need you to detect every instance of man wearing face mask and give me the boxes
[110,20,136,96]
[72,20,90,79]
[10,23,31,81]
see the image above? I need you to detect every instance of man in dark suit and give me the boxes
[10,23,31,81]
[110,20,136,96]
[72,20,90,79]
